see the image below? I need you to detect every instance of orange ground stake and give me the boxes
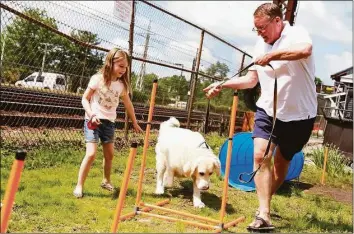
[135,79,158,207]
[1,149,26,233]
[219,92,239,226]
[111,143,138,233]
[321,146,329,185]
[119,199,170,221]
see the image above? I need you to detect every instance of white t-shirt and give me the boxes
[85,74,126,122]
[250,21,317,122]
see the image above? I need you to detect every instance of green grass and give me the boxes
[1,132,352,233]
[308,144,351,177]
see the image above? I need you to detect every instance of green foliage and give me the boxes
[205,61,230,77]
[308,144,351,177]
[315,77,323,85]
[193,101,230,114]
[1,8,60,83]
[1,8,104,93]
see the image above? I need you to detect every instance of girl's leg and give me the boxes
[102,142,114,188]
[74,143,97,196]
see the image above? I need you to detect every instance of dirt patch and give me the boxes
[304,185,353,205]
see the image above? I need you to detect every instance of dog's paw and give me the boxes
[155,187,164,195]
[193,201,205,208]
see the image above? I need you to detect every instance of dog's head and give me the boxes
[184,149,221,190]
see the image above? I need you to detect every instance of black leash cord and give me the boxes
[239,63,277,184]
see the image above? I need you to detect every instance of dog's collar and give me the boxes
[197,141,210,149]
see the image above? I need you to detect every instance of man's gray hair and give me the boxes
[254,3,283,19]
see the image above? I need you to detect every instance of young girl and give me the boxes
[73,48,143,198]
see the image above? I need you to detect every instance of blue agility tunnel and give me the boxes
[219,132,305,192]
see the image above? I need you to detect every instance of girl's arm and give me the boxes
[121,94,143,133]
[82,87,95,118]
[82,87,101,124]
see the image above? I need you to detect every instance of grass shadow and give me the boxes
[275,216,353,233]
[112,187,136,200]
[276,180,314,197]
[166,180,235,213]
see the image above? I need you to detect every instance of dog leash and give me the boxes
[238,64,277,184]
[197,141,210,149]
[209,62,256,91]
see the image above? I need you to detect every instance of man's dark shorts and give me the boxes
[252,107,315,161]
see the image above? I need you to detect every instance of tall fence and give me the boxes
[0,1,256,153]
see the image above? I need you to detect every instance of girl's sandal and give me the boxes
[100,182,114,192]
[73,189,84,198]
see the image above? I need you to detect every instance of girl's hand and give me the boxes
[133,123,144,133]
[92,116,101,125]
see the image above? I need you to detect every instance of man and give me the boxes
[203,3,317,232]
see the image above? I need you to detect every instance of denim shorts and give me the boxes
[84,119,115,144]
[252,107,315,161]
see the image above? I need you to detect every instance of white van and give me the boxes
[15,72,67,91]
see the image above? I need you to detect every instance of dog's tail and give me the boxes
[161,117,180,129]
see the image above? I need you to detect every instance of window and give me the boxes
[24,76,35,82]
[56,77,65,85]
[36,76,44,82]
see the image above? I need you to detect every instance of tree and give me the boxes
[1,8,104,93]
[1,8,61,83]
[65,30,104,92]
[315,77,322,85]
[154,74,189,105]
[205,61,229,78]
[193,61,235,113]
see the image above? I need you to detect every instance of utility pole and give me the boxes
[0,32,7,70]
[174,63,184,102]
[136,20,151,91]
[41,43,49,73]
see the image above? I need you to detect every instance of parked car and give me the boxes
[15,72,67,91]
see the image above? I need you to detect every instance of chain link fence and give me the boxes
[1,1,257,154]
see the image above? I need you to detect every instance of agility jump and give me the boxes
[110,78,245,233]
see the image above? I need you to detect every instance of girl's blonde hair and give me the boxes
[99,48,131,94]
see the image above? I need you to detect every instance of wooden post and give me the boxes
[321,146,329,185]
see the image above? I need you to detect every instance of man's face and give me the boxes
[253,15,281,44]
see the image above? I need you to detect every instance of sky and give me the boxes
[126,0,352,85]
[157,1,353,85]
[5,1,351,86]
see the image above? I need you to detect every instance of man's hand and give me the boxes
[254,53,272,66]
[203,82,222,99]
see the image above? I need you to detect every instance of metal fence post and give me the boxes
[124,0,136,142]
[187,30,204,129]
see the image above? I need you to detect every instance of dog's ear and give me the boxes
[213,157,221,176]
[183,160,198,177]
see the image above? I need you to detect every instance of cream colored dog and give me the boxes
[155,117,221,208]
